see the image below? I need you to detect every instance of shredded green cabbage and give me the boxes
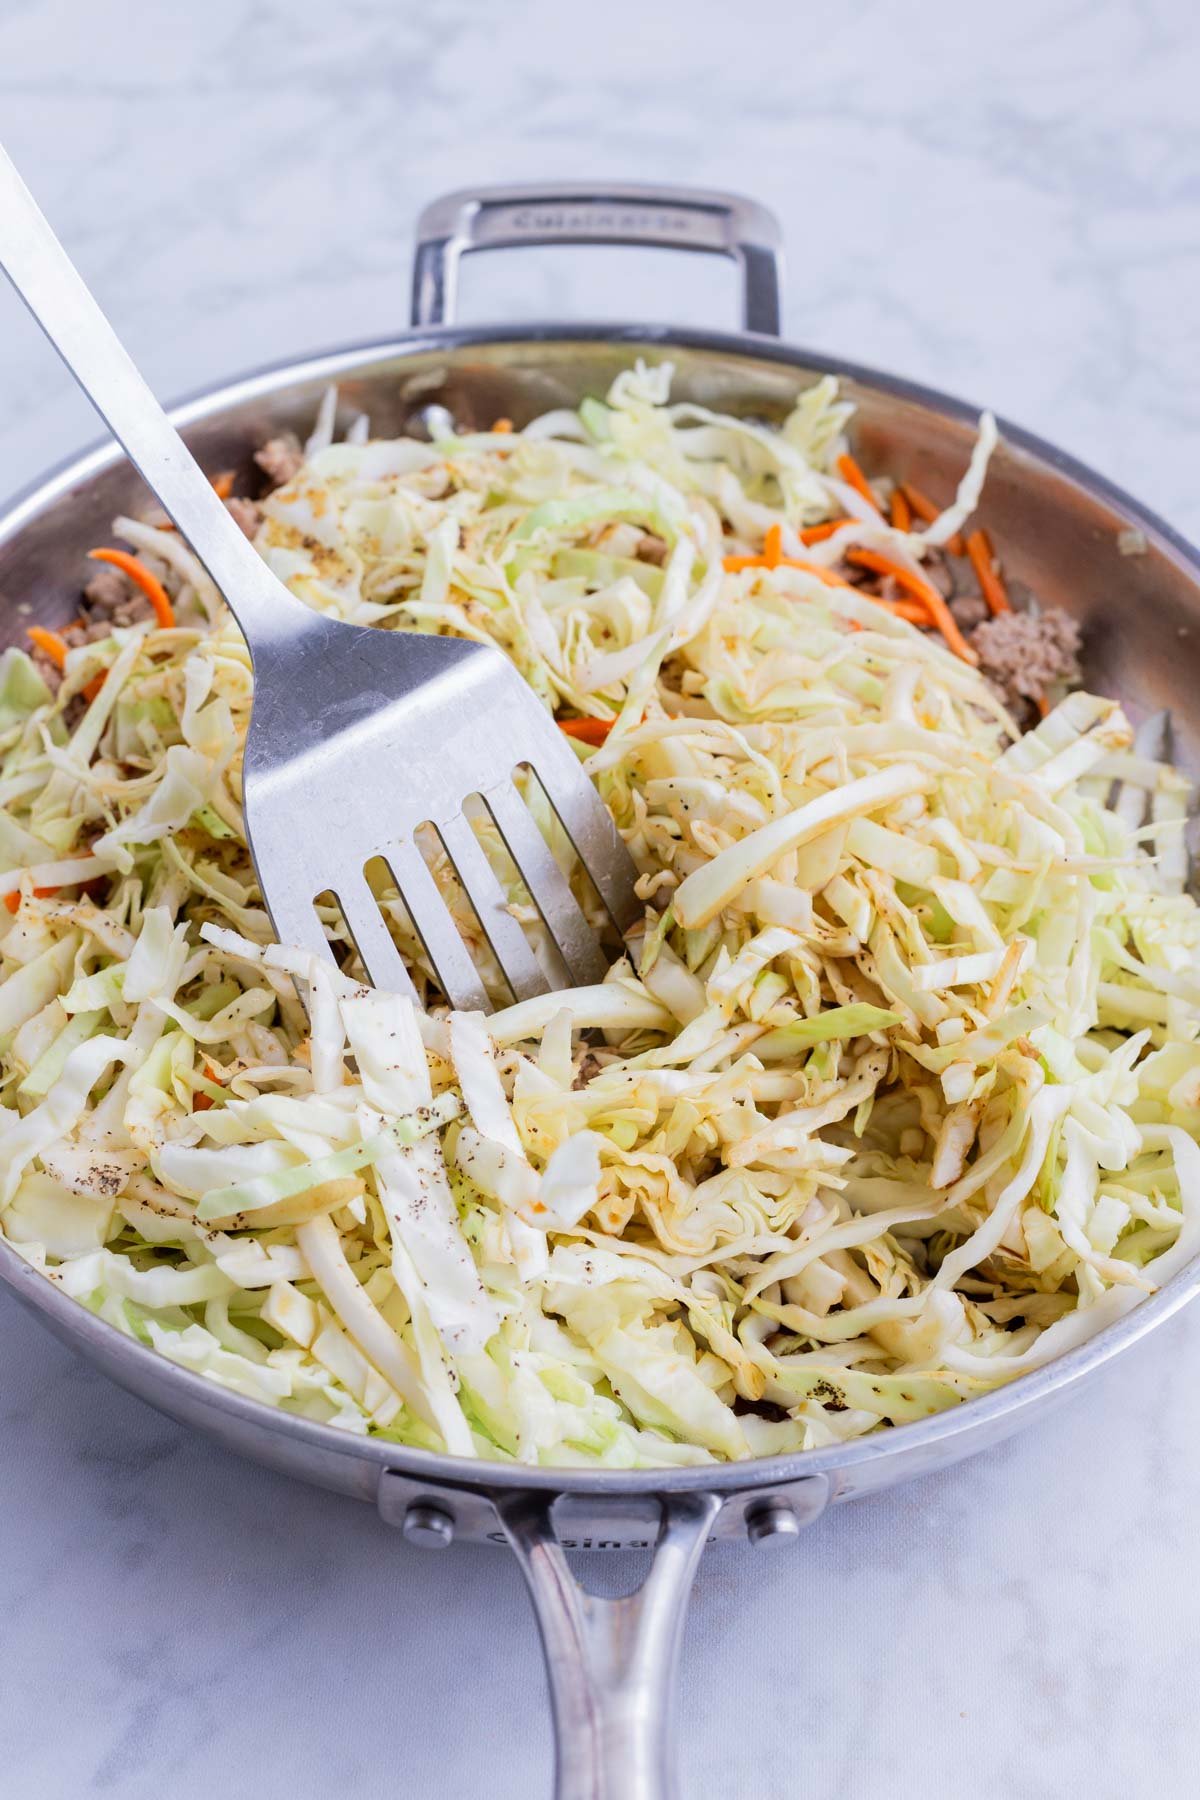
[2,362,1198,1466]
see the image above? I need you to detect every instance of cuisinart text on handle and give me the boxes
[487,1530,655,1549]
[483,204,707,242]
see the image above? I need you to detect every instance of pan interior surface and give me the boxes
[3,324,1200,1508]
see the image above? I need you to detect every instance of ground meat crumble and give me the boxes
[971,606,1083,723]
[225,496,262,539]
[253,433,304,489]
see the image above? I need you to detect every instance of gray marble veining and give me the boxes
[0,0,1198,1795]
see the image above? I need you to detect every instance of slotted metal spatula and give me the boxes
[0,146,640,1009]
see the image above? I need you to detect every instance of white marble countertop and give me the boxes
[1,1,1199,1795]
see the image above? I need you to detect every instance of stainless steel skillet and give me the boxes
[2,182,1200,1800]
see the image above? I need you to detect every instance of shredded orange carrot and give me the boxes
[836,452,882,515]
[559,718,615,745]
[82,672,107,703]
[1035,691,1051,719]
[26,626,70,669]
[899,483,965,556]
[4,885,55,914]
[762,523,784,564]
[492,418,514,434]
[899,482,938,524]
[799,519,853,545]
[889,488,912,532]
[846,549,978,664]
[965,529,1011,615]
[878,598,933,624]
[193,1061,226,1111]
[88,548,174,628]
[723,551,850,588]
[784,559,852,589]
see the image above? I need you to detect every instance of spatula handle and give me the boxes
[0,140,309,652]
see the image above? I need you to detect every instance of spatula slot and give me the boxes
[312,889,359,972]
[502,765,623,980]
[329,767,635,1010]
[371,830,497,1012]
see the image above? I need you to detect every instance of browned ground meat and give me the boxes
[635,532,669,567]
[28,645,63,692]
[971,607,1082,718]
[64,618,124,646]
[225,496,262,539]
[112,595,154,628]
[33,451,270,691]
[948,592,990,632]
[78,565,153,633]
[83,565,129,613]
[254,433,304,488]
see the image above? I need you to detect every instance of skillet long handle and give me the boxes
[0,140,307,653]
[495,1491,720,1800]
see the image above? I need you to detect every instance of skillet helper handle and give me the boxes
[411,182,783,336]
[496,1490,721,1800]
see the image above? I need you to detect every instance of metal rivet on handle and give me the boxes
[402,1500,456,1550]
[745,1497,801,1547]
